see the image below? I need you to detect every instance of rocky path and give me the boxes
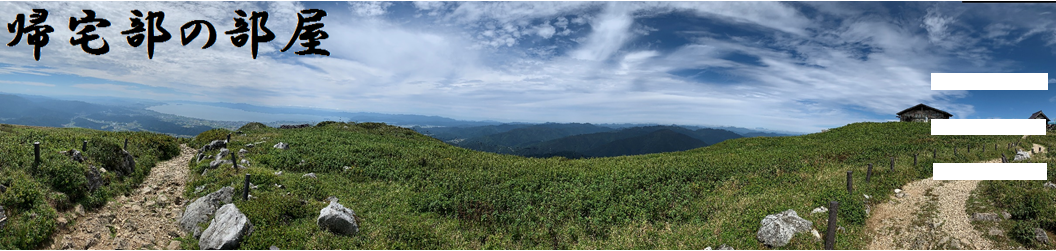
[865,143,1045,250]
[47,144,194,250]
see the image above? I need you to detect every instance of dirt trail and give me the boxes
[47,144,194,250]
[866,143,1045,250]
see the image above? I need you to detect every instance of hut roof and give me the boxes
[1030,110,1050,121]
[896,103,953,118]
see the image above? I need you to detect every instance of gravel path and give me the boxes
[47,144,194,250]
[866,143,1045,250]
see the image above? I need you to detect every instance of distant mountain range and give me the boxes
[413,124,791,158]
[0,93,799,155]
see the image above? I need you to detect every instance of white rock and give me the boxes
[317,200,359,236]
[810,206,828,214]
[198,203,253,249]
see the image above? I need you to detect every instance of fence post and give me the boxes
[82,140,87,152]
[846,171,853,194]
[227,133,231,143]
[33,141,40,163]
[1002,153,1007,163]
[124,138,128,149]
[968,144,971,153]
[913,153,918,166]
[866,164,872,182]
[231,148,239,169]
[933,149,937,158]
[243,174,250,201]
[954,146,957,155]
[825,201,839,250]
[890,157,894,171]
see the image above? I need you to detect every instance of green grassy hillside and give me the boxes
[181,121,1036,249]
[0,123,180,249]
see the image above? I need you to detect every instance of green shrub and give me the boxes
[316,121,340,127]
[239,122,269,131]
[1011,220,1041,247]
[191,128,233,149]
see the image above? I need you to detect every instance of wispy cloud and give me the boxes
[0,80,54,87]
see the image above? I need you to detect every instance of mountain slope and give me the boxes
[456,123,614,152]
[179,121,1028,249]
[585,129,708,157]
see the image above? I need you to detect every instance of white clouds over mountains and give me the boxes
[1,2,1053,132]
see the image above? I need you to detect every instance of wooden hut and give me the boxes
[896,103,953,122]
[1030,110,1053,130]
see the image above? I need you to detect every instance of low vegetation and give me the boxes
[0,123,179,249]
[970,134,1056,249]
[179,121,1031,249]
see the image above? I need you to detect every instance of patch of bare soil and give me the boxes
[46,144,194,250]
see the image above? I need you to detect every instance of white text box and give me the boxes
[931,119,1046,135]
[933,163,1048,180]
[931,73,1048,90]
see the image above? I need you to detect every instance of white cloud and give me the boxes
[0,80,54,87]
[569,3,634,61]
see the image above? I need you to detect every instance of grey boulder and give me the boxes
[756,209,812,247]
[1045,181,1056,189]
[86,165,103,192]
[210,160,233,169]
[114,149,136,176]
[179,187,234,238]
[317,200,359,236]
[216,148,230,161]
[199,203,253,250]
[1014,150,1031,161]
[273,142,289,150]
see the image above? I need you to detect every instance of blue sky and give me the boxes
[3,1,1056,133]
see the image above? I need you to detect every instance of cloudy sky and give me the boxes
[3,1,1056,133]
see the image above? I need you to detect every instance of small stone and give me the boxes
[717,244,734,250]
[704,247,712,250]
[57,217,68,228]
[166,240,180,250]
[75,204,85,216]
[238,149,248,155]
[274,184,284,189]
[989,228,1005,236]
[811,228,821,241]
[972,213,1001,222]
[864,194,872,200]
[837,226,845,232]
[894,189,902,194]
[343,166,352,171]
[1045,181,1056,189]
[274,171,283,176]
[270,245,280,250]
[951,238,961,249]
[1002,211,1011,220]
[195,185,205,194]
[100,167,107,173]
[240,159,250,165]
[1036,228,1051,244]
[303,173,317,179]
[810,206,827,214]
[245,143,254,148]
[273,142,289,150]
[250,183,258,190]
[896,193,906,198]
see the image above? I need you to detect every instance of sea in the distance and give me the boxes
[147,103,337,122]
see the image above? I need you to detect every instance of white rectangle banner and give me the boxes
[931,73,1048,90]
[933,163,1048,180]
[931,119,1047,135]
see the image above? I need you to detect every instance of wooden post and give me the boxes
[913,153,918,166]
[243,174,250,201]
[866,164,872,182]
[968,144,971,153]
[82,140,87,152]
[33,141,40,163]
[1002,153,1007,163]
[231,148,238,169]
[890,157,894,171]
[846,171,853,194]
[227,133,231,143]
[933,149,937,158]
[124,138,128,149]
[825,201,839,250]
[954,146,957,155]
